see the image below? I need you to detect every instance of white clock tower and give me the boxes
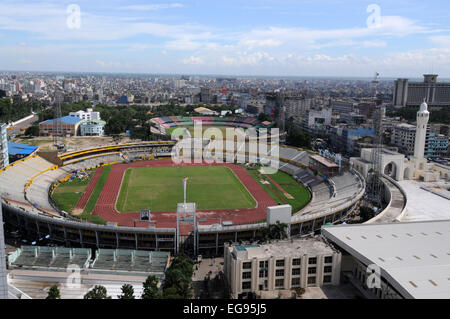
[413,100,429,161]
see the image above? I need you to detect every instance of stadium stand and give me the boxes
[91,249,170,275]
[8,246,91,271]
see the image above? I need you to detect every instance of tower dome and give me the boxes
[419,100,429,113]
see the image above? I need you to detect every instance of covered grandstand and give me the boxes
[9,246,169,278]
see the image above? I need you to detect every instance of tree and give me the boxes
[161,255,194,299]
[83,285,111,299]
[161,287,183,299]
[46,285,61,299]
[25,125,40,137]
[118,284,135,299]
[258,221,288,243]
[286,128,312,149]
[141,275,159,299]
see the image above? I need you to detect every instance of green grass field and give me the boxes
[52,169,97,213]
[246,167,311,213]
[116,166,256,213]
[166,126,245,140]
[51,167,109,225]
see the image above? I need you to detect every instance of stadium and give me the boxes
[0,116,374,257]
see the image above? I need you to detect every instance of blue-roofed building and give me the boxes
[39,116,85,137]
[8,142,38,156]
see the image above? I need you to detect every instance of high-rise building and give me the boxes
[393,74,450,108]
[0,123,9,169]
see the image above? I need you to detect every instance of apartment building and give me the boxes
[224,238,341,299]
[0,123,9,169]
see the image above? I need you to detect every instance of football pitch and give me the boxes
[115,166,257,213]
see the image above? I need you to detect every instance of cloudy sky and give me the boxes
[1,0,450,77]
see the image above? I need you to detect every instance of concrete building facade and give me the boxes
[224,238,341,298]
[80,119,106,136]
[69,108,100,121]
[0,123,9,169]
[393,74,450,108]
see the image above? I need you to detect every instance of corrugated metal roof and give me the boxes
[8,142,38,155]
[322,220,450,299]
[40,116,84,125]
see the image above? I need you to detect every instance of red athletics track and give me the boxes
[74,167,104,211]
[91,159,276,235]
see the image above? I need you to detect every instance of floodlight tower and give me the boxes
[176,178,198,256]
[53,91,64,150]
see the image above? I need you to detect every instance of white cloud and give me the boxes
[181,56,204,65]
[362,40,387,48]
[118,3,184,11]
[429,35,450,48]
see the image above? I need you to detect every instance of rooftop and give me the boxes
[310,155,339,168]
[8,142,38,156]
[231,237,336,260]
[40,115,84,125]
[398,180,450,221]
[322,220,450,299]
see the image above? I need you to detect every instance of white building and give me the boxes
[80,119,106,136]
[69,108,100,121]
[304,107,332,128]
[351,101,441,182]
[224,238,341,299]
[0,123,9,169]
[391,123,421,156]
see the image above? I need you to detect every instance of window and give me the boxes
[307,277,316,285]
[291,277,300,286]
[308,267,316,274]
[276,259,285,267]
[324,266,332,273]
[275,279,284,288]
[308,257,317,265]
[323,275,332,283]
[242,282,251,290]
[324,256,333,264]
[259,270,268,278]
[292,268,301,276]
[276,269,285,277]
[259,261,268,268]
[242,272,252,279]
[243,262,252,269]
[292,258,301,266]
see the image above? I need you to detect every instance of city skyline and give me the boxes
[1,0,450,77]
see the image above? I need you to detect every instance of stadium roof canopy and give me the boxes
[40,116,84,125]
[8,142,38,156]
[322,220,450,299]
